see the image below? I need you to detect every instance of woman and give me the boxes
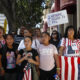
[50,30,60,49]
[16,36,39,80]
[59,25,80,56]
[18,28,32,50]
[0,34,17,80]
[38,32,60,80]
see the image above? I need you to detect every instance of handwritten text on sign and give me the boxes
[47,10,68,27]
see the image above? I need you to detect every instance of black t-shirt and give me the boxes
[18,48,38,72]
[0,44,17,73]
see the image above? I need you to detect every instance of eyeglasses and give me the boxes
[52,33,57,35]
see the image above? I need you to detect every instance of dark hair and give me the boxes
[5,34,14,39]
[51,30,60,40]
[64,25,77,39]
[41,32,50,37]
[24,36,32,42]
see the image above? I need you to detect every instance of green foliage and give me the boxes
[16,0,44,28]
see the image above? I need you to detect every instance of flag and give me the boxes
[23,63,32,80]
[4,19,7,33]
[59,56,80,80]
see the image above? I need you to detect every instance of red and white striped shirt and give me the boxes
[60,38,80,56]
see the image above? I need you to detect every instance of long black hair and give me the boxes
[64,25,77,39]
[51,30,60,41]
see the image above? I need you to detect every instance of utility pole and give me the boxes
[77,0,80,31]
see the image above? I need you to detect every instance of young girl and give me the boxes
[38,32,60,80]
[0,34,17,80]
[16,36,39,80]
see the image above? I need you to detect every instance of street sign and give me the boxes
[47,10,68,27]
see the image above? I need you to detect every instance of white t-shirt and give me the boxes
[60,38,80,56]
[38,44,58,71]
[18,39,40,50]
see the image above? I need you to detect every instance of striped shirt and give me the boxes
[60,38,80,56]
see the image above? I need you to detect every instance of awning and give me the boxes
[60,0,76,14]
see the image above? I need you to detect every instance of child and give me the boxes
[0,34,17,80]
[38,32,60,80]
[16,36,39,80]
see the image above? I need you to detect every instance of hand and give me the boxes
[23,55,28,60]
[28,58,34,64]
[57,70,60,77]
[0,69,5,76]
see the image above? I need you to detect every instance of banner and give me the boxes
[47,10,68,27]
[59,56,80,80]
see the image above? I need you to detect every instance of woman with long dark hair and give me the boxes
[50,30,60,49]
[59,25,80,56]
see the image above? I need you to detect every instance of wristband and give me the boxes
[56,68,60,70]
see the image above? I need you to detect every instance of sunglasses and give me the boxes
[52,33,57,35]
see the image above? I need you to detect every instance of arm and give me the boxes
[0,54,2,68]
[0,54,5,75]
[54,54,60,76]
[16,54,27,64]
[59,46,64,56]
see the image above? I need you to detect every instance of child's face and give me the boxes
[24,37,32,48]
[41,33,50,44]
[6,36,14,46]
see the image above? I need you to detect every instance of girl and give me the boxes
[38,32,60,80]
[0,34,17,80]
[16,36,39,80]
[59,25,80,56]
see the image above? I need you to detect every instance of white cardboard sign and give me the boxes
[47,10,68,27]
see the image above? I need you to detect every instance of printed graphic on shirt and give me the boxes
[60,38,80,55]
[68,45,75,54]
[6,51,16,69]
[23,52,33,58]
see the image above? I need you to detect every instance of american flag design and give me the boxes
[23,63,32,80]
[60,38,80,55]
[59,56,80,80]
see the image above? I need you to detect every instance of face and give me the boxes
[0,29,4,37]
[24,37,32,48]
[35,29,41,37]
[24,30,31,37]
[6,35,14,46]
[68,28,74,37]
[41,33,50,45]
[52,32,57,39]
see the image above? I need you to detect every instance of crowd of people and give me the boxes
[0,25,80,80]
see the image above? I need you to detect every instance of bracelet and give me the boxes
[56,68,60,70]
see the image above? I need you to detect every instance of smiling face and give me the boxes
[6,35,14,46]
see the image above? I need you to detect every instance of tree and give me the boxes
[0,0,44,33]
